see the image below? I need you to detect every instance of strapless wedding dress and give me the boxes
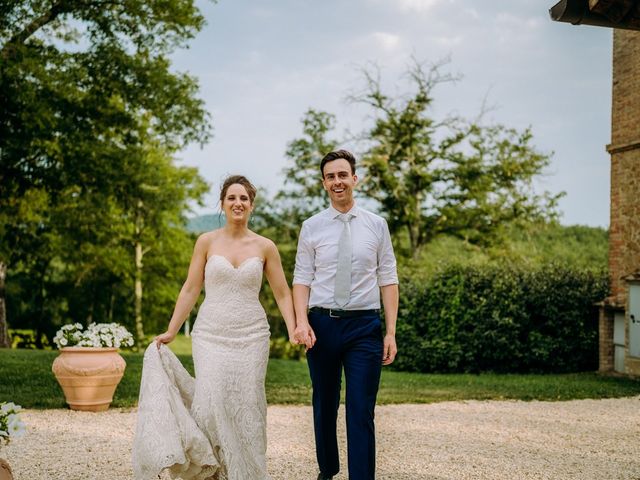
[132,255,271,480]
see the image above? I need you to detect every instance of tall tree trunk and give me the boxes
[134,200,145,348]
[134,240,145,348]
[409,225,420,260]
[0,261,10,348]
[410,198,422,259]
[1,1,66,60]
[35,267,46,349]
[108,290,114,323]
[86,297,94,325]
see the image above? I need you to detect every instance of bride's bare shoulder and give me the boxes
[251,233,278,256]
[249,231,271,245]
[194,230,221,251]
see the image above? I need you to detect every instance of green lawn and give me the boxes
[1,348,639,409]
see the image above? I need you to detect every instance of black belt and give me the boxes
[308,307,380,318]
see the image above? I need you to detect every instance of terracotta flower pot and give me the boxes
[52,347,126,412]
[0,458,13,480]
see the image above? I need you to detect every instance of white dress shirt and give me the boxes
[293,204,399,310]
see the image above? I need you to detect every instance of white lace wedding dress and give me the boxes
[132,255,271,480]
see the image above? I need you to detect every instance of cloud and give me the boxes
[463,7,480,19]
[397,0,453,13]
[434,35,463,47]
[248,7,276,19]
[371,32,402,51]
[496,12,543,30]
[489,12,544,46]
[365,0,454,13]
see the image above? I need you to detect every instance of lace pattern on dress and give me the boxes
[133,256,271,480]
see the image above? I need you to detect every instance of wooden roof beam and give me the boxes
[550,0,640,30]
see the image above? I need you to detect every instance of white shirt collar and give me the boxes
[328,203,359,219]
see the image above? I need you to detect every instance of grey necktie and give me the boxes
[334,213,353,307]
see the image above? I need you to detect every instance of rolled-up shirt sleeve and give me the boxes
[377,220,399,286]
[293,222,315,286]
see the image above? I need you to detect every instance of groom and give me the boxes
[293,149,399,480]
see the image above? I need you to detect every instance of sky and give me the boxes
[171,0,613,227]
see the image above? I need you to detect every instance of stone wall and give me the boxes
[608,29,640,302]
[602,29,640,376]
[598,307,615,372]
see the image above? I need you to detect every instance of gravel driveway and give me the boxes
[3,397,640,479]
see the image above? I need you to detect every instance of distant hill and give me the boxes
[504,223,608,268]
[187,214,225,233]
[186,214,608,270]
[409,223,609,272]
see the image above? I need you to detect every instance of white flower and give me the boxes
[8,420,25,438]
[54,322,133,349]
[0,402,25,442]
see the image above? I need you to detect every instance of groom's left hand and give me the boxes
[293,322,316,350]
[382,334,397,365]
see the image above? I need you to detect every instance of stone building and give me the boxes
[551,0,640,376]
[599,28,640,376]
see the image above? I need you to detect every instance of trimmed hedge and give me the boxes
[394,263,609,373]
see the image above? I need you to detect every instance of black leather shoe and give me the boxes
[317,474,333,480]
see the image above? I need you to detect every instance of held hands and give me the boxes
[155,330,176,349]
[382,333,397,365]
[292,321,316,351]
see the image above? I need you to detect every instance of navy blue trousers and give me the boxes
[306,309,383,480]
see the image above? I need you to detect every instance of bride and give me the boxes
[132,175,311,480]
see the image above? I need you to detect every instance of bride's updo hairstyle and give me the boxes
[219,175,257,205]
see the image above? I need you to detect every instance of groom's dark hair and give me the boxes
[320,150,356,178]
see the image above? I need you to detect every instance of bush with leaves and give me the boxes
[394,263,608,373]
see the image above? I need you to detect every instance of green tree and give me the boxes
[255,109,340,337]
[5,143,208,347]
[266,108,339,243]
[1,188,62,347]
[274,109,339,227]
[0,0,212,346]
[115,140,208,345]
[354,60,562,257]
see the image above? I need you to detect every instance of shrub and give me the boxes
[269,336,306,360]
[9,329,51,349]
[394,263,608,373]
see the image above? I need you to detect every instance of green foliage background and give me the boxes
[395,262,608,373]
[1,5,612,374]
[242,216,609,366]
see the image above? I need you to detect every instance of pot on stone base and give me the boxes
[52,347,126,412]
[0,458,14,480]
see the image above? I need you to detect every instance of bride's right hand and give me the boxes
[155,331,176,348]
[293,322,316,351]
